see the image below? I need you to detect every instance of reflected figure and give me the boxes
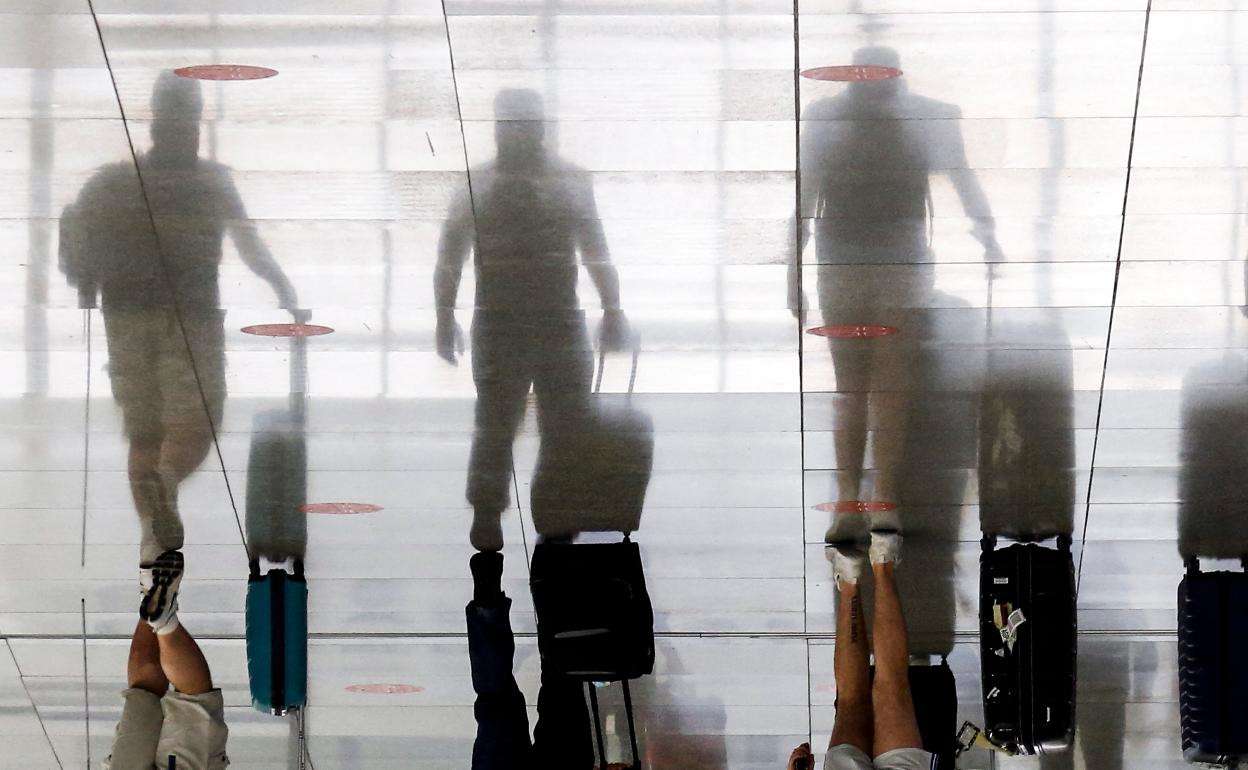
[791,534,936,770]
[59,71,302,770]
[436,88,629,551]
[59,71,301,563]
[791,46,1001,528]
[1179,351,1248,560]
[466,550,598,769]
[104,550,229,770]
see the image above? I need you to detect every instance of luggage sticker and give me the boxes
[1000,609,1027,653]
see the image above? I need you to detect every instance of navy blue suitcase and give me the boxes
[1178,558,1248,766]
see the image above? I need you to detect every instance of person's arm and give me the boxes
[434,186,473,363]
[436,186,474,314]
[575,176,630,350]
[575,176,620,311]
[940,117,1003,262]
[222,174,301,313]
[789,116,823,323]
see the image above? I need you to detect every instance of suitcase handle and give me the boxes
[594,332,641,395]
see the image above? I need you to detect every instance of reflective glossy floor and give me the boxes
[3,2,1246,768]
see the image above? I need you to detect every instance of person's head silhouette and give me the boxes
[849,44,904,102]
[493,88,546,169]
[149,71,203,166]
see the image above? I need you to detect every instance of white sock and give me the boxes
[151,610,180,636]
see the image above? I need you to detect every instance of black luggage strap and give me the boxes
[271,571,286,712]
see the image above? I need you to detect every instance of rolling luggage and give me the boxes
[906,658,959,769]
[530,538,654,770]
[245,331,310,717]
[530,538,655,681]
[978,533,1077,755]
[245,333,309,563]
[247,557,308,716]
[530,337,653,539]
[1178,557,1248,766]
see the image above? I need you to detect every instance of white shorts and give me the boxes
[103,688,230,770]
[825,744,938,770]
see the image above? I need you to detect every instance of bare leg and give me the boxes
[870,562,923,756]
[127,621,169,695]
[156,624,214,696]
[830,580,873,755]
[129,437,184,563]
[161,425,215,488]
[868,340,916,508]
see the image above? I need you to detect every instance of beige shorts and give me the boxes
[103,688,229,770]
[825,744,938,770]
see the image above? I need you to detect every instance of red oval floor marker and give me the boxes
[241,323,335,337]
[175,65,278,81]
[801,65,903,82]
[814,501,898,514]
[301,502,383,515]
[807,324,899,339]
[346,683,423,695]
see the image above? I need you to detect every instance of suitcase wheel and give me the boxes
[1057,533,1073,552]
[1185,556,1200,574]
[980,534,996,553]
[249,559,261,578]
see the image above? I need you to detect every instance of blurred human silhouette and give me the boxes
[103,549,228,769]
[436,88,629,551]
[789,46,1002,537]
[791,533,935,770]
[59,71,302,564]
[59,71,302,769]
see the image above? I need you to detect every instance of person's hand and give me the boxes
[597,308,631,353]
[787,742,814,770]
[436,311,465,365]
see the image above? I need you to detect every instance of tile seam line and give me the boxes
[7,639,64,770]
[83,0,248,552]
[1078,0,1154,593]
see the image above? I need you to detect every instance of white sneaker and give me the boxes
[825,543,867,587]
[869,530,903,566]
[139,550,183,633]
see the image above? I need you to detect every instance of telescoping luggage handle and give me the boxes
[587,679,642,770]
[594,332,641,396]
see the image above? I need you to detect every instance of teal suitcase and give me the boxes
[246,559,308,715]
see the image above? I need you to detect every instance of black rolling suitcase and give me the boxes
[979,533,1077,755]
[862,657,957,769]
[530,537,654,770]
[530,338,653,539]
[245,332,310,718]
[1178,557,1248,766]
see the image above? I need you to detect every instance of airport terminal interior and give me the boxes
[4,1,1248,768]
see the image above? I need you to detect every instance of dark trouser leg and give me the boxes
[467,597,533,770]
[531,673,594,768]
[466,328,533,549]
